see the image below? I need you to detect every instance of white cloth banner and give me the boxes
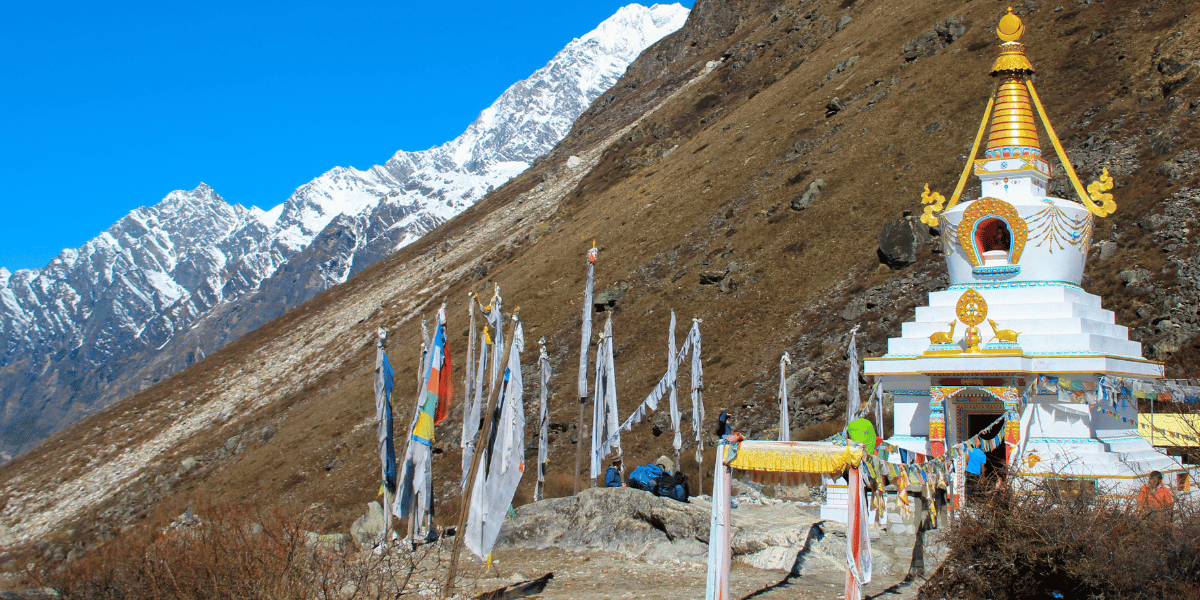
[590,315,620,479]
[487,289,505,403]
[460,298,477,486]
[464,317,526,562]
[535,338,551,501]
[691,319,705,464]
[462,321,490,488]
[846,326,861,431]
[704,443,732,600]
[395,321,432,520]
[578,248,596,398]
[668,311,682,453]
[778,352,791,442]
[595,325,699,455]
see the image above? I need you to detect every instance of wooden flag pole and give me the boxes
[443,310,519,598]
[574,397,586,493]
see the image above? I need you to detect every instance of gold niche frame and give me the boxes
[956,197,1028,268]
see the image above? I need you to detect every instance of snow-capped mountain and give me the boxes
[0,3,689,462]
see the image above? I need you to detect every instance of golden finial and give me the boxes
[996,7,1024,42]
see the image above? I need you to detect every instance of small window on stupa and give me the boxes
[976,219,1011,265]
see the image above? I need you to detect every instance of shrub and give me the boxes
[30,501,449,600]
[920,478,1200,599]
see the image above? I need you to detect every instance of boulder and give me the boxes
[593,281,630,311]
[350,501,386,545]
[1118,268,1152,286]
[791,179,825,211]
[497,486,711,562]
[878,217,933,269]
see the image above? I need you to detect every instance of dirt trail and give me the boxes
[459,546,923,599]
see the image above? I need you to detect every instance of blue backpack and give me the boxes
[628,464,665,491]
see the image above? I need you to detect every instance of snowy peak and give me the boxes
[0,2,690,462]
[385,3,688,175]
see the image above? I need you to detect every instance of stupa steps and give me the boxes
[901,315,1126,340]
[887,333,1142,356]
[912,301,1115,325]
[1024,443,1178,472]
[924,285,1103,308]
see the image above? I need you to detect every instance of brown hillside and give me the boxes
[4,0,1200,567]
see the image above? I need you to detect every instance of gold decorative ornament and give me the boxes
[920,184,947,227]
[956,288,988,353]
[986,319,1020,344]
[929,321,957,345]
[956,197,1028,268]
[1025,80,1118,217]
[925,320,961,355]
[1087,168,1116,215]
[996,7,1024,42]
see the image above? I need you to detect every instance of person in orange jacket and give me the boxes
[1137,470,1174,512]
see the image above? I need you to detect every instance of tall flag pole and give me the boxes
[463,321,490,487]
[846,325,861,433]
[574,243,597,493]
[778,352,792,441]
[395,323,429,540]
[445,310,524,596]
[668,311,682,468]
[460,294,477,487]
[373,327,398,544]
[845,465,873,600]
[535,338,552,501]
[486,285,505,404]
[396,305,454,540]
[691,319,705,487]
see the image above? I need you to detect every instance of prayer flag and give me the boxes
[465,317,526,561]
[779,352,791,442]
[590,314,620,478]
[535,338,551,501]
[578,245,597,398]
[375,328,398,495]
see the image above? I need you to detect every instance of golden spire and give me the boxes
[984,8,1039,158]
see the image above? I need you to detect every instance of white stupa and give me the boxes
[864,8,1189,504]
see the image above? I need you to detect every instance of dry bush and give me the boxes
[30,501,451,600]
[920,478,1200,600]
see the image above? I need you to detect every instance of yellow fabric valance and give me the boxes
[727,441,864,474]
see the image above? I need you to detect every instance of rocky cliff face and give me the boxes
[0,3,689,462]
[3,0,1199,563]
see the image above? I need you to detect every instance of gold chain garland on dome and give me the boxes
[1027,202,1092,254]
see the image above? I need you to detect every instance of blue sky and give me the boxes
[0,1,692,272]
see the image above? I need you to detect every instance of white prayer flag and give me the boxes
[778,352,791,442]
[578,246,597,398]
[535,338,551,501]
[668,311,682,453]
[846,326,861,429]
[464,317,526,561]
[691,319,705,464]
[590,314,620,478]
